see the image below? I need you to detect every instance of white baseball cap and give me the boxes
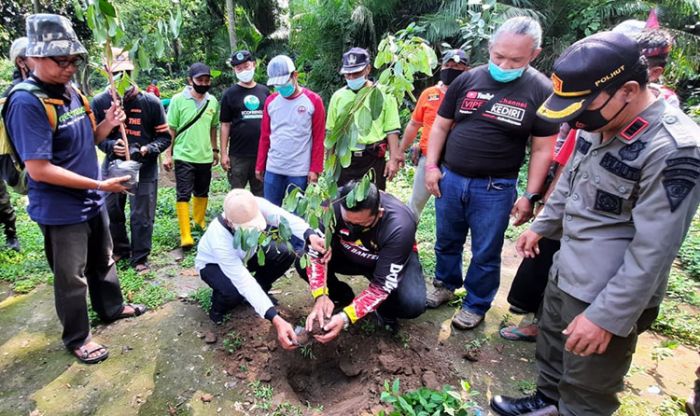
[266,55,296,86]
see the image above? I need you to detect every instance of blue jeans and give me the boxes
[434,167,517,315]
[263,171,308,206]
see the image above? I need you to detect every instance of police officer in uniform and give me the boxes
[490,31,700,416]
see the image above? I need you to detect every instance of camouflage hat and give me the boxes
[25,14,87,58]
[9,37,28,62]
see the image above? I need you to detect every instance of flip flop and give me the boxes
[134,263,150,274]
[115,303,147,320]
[73,343,109,364]
[499,325,537,342]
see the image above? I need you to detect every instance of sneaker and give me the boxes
[426,284,455,308]
[209,309,225,325]
[134,263,151,274]
[451,309,484,330]
[5,236,20,252]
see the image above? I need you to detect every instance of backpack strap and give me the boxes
[9,82,60,133]
[76,90,97,132]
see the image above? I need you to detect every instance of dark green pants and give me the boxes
[536,274,658,416]
[0,180,17,239]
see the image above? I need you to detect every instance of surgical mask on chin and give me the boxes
[488,60,526,83]
[276,82,296,98]
[192,84,210,94]
[440,68,463,86]
[567,91,628,132]
[236,69,255,83]
[346,76,366,91]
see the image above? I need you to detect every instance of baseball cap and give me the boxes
[537,31,642,123]
[25,14,87,57]
[230,50,254,66]
[442,49,469,65]
[267,55,296,86]
[340,47,370,74]
[188,62,211,79]
[9,37,28,62]
[105,47,134,72]
[223,189,267,231]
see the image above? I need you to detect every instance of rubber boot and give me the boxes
[176,201,194,248]
[192,196,208,229]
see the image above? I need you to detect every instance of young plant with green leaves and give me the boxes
[378,378,481,416]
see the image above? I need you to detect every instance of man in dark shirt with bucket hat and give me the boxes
[491,31,700,416]
[4,14,147,364]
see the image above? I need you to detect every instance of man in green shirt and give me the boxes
[163,63,220,248]
[326,47,402,190]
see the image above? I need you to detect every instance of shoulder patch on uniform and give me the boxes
[595,189,623,214]
[663,168,700,180]
[576,136,591,155]
[662,112,699,148]
[618,141,646,161]
[663,178,695,212]
[666,157,700,168]
[619,117,649,141]
[600,152,641,181]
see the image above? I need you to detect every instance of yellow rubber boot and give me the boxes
[192,196,208,229]
[176,201,194,248]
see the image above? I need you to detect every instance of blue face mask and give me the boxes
[488,60,526,83]
[346,76,366,91]
[276,81,296,98]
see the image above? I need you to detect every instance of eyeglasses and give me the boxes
[49,56,85,68]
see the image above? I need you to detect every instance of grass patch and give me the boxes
[678,215,700,280]
[189,287,213,312]
[651,299,700,347]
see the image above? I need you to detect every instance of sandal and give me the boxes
[499,325,538,342]
[116,303,147,320]
[134,263,150,274]
[73,343,109,364]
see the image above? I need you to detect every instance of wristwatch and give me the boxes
[212,148,220,153]
[523,191,542,203]
[338,311,350,330]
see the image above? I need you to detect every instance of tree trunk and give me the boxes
[226,0,237,52]
[32,0,40,13]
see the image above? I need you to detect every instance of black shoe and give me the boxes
[5,236,20,252]
[490,392,556,416]
[373,311,400,334]
[509,305,529,315]
[209,309,225,325]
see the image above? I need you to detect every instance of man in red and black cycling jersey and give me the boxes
[298,180,426,342]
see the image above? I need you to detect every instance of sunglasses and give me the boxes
[49,56,85,68]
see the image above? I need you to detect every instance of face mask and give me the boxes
[236,69,254,83]
[192,84,210,94]
[276,81,296,98]
[346,76,366,91]
[488,60,526,83]
[440,68,463,86]
[567,90,628,132]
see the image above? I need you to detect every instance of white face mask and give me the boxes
[236,69,255,83]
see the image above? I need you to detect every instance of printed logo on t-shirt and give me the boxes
[460,90,494,114]
[484,98,528,126]
[244,95,260,111]
[296,105,308,114]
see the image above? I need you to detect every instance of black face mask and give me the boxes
[440,68,463,86]
[567,91,628,132]
[344,212,379,239]
[192,84,210,94]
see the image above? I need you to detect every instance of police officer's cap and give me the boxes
[538,31,643,123]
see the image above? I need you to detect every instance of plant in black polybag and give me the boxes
[107,159,142,194]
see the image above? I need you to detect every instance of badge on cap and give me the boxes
[237,52,244,60]
[347,54,357,65]
[552,74,563,94]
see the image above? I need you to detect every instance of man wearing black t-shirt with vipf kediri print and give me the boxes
[424,16,559,330]
[220,50,270,195]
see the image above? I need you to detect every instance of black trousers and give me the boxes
[227,155,263,196]
[174,160,212,202]
[39,207,125,349]
[507,237,561,314]
[106,180,157,266]
[297,250,426,320]
[0,179,16,239]
[338,145,387,191]
[199,240,295,315]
